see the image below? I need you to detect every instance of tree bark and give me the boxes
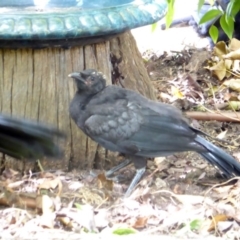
[0,31,155,172]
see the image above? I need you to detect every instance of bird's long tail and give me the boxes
[196,135,240,177]
[0,114,65,160]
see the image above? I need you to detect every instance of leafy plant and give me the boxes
[160,0,240,44]
[151,0,175,32]
[165,0,175,29]
[199,0,240,43]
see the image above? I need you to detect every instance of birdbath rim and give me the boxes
[0,0,167,47]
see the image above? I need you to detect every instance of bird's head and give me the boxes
[68,69,106,94]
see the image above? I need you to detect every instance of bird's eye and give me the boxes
[91,77,95,81]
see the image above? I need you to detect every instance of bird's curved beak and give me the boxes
[68,72,80,79]
[68,72,86,84]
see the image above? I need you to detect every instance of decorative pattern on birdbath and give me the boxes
[0,0,167,43]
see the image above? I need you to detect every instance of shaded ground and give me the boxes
[1,24,240,239]
[144,46,240,191]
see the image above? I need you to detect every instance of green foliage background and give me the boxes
[163,0,240,43]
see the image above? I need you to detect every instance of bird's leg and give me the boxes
[124,157,147,198]
[105,158,132,177]
[124,167,146,198]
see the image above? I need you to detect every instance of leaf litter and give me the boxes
[2,38,240,240]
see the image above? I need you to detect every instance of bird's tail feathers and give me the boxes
[196,135,240,177]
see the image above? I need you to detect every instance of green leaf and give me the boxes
[209,25,219,43]
[165,0,175,29]
[226,0,240,17]
[198,0,205,13]
[199,9,223,25]
[74,203,82,209]
[113,228,136,235]
[224,14,234,25]
[165,10,174,28]
[151,22,158,32]
[190,219,202,231]
[220,14,234,39]
[166,0,175,4]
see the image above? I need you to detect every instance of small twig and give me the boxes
[37,159,44,172]
[186,111,240,122]
[204,176,240,196]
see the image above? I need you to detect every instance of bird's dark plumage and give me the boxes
[69,69,240,197]
[0,114,65,160]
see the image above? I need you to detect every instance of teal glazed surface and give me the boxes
[0,0,167,41]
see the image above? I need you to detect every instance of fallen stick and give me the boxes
[186,111,240,122]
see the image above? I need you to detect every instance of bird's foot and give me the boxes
[124,167,146,198]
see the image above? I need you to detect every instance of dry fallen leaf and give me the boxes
[223,91,239,101]
[233,152,240,161]
[42,194,54,214]
[208,214,231,232]
[98,173,113,191]
[224,79,240,92]
[223,49,240,60]
[213,41,230,58]
[216,130,227,140]
[217,221,234,232]
[154,157,166,165]
[171,85,184,99]
[132,216,148,229]
[40,195,55,228]
[207,60,227,81]
[213,185,233,194]
[38,177,63,196]
[206,40,240,81]
[228,101,240,111]
[232,60,240,72]
[58,205,96,232]
[229,38,240,51]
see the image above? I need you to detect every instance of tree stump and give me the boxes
[0,31,156,172]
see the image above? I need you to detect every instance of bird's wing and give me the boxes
[123,107,204,156]
[0,114,65,159]
[83,98,203,156]
[83,99,144,151]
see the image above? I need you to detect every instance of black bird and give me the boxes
[69,69,240,197]
[0,114,65,160]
